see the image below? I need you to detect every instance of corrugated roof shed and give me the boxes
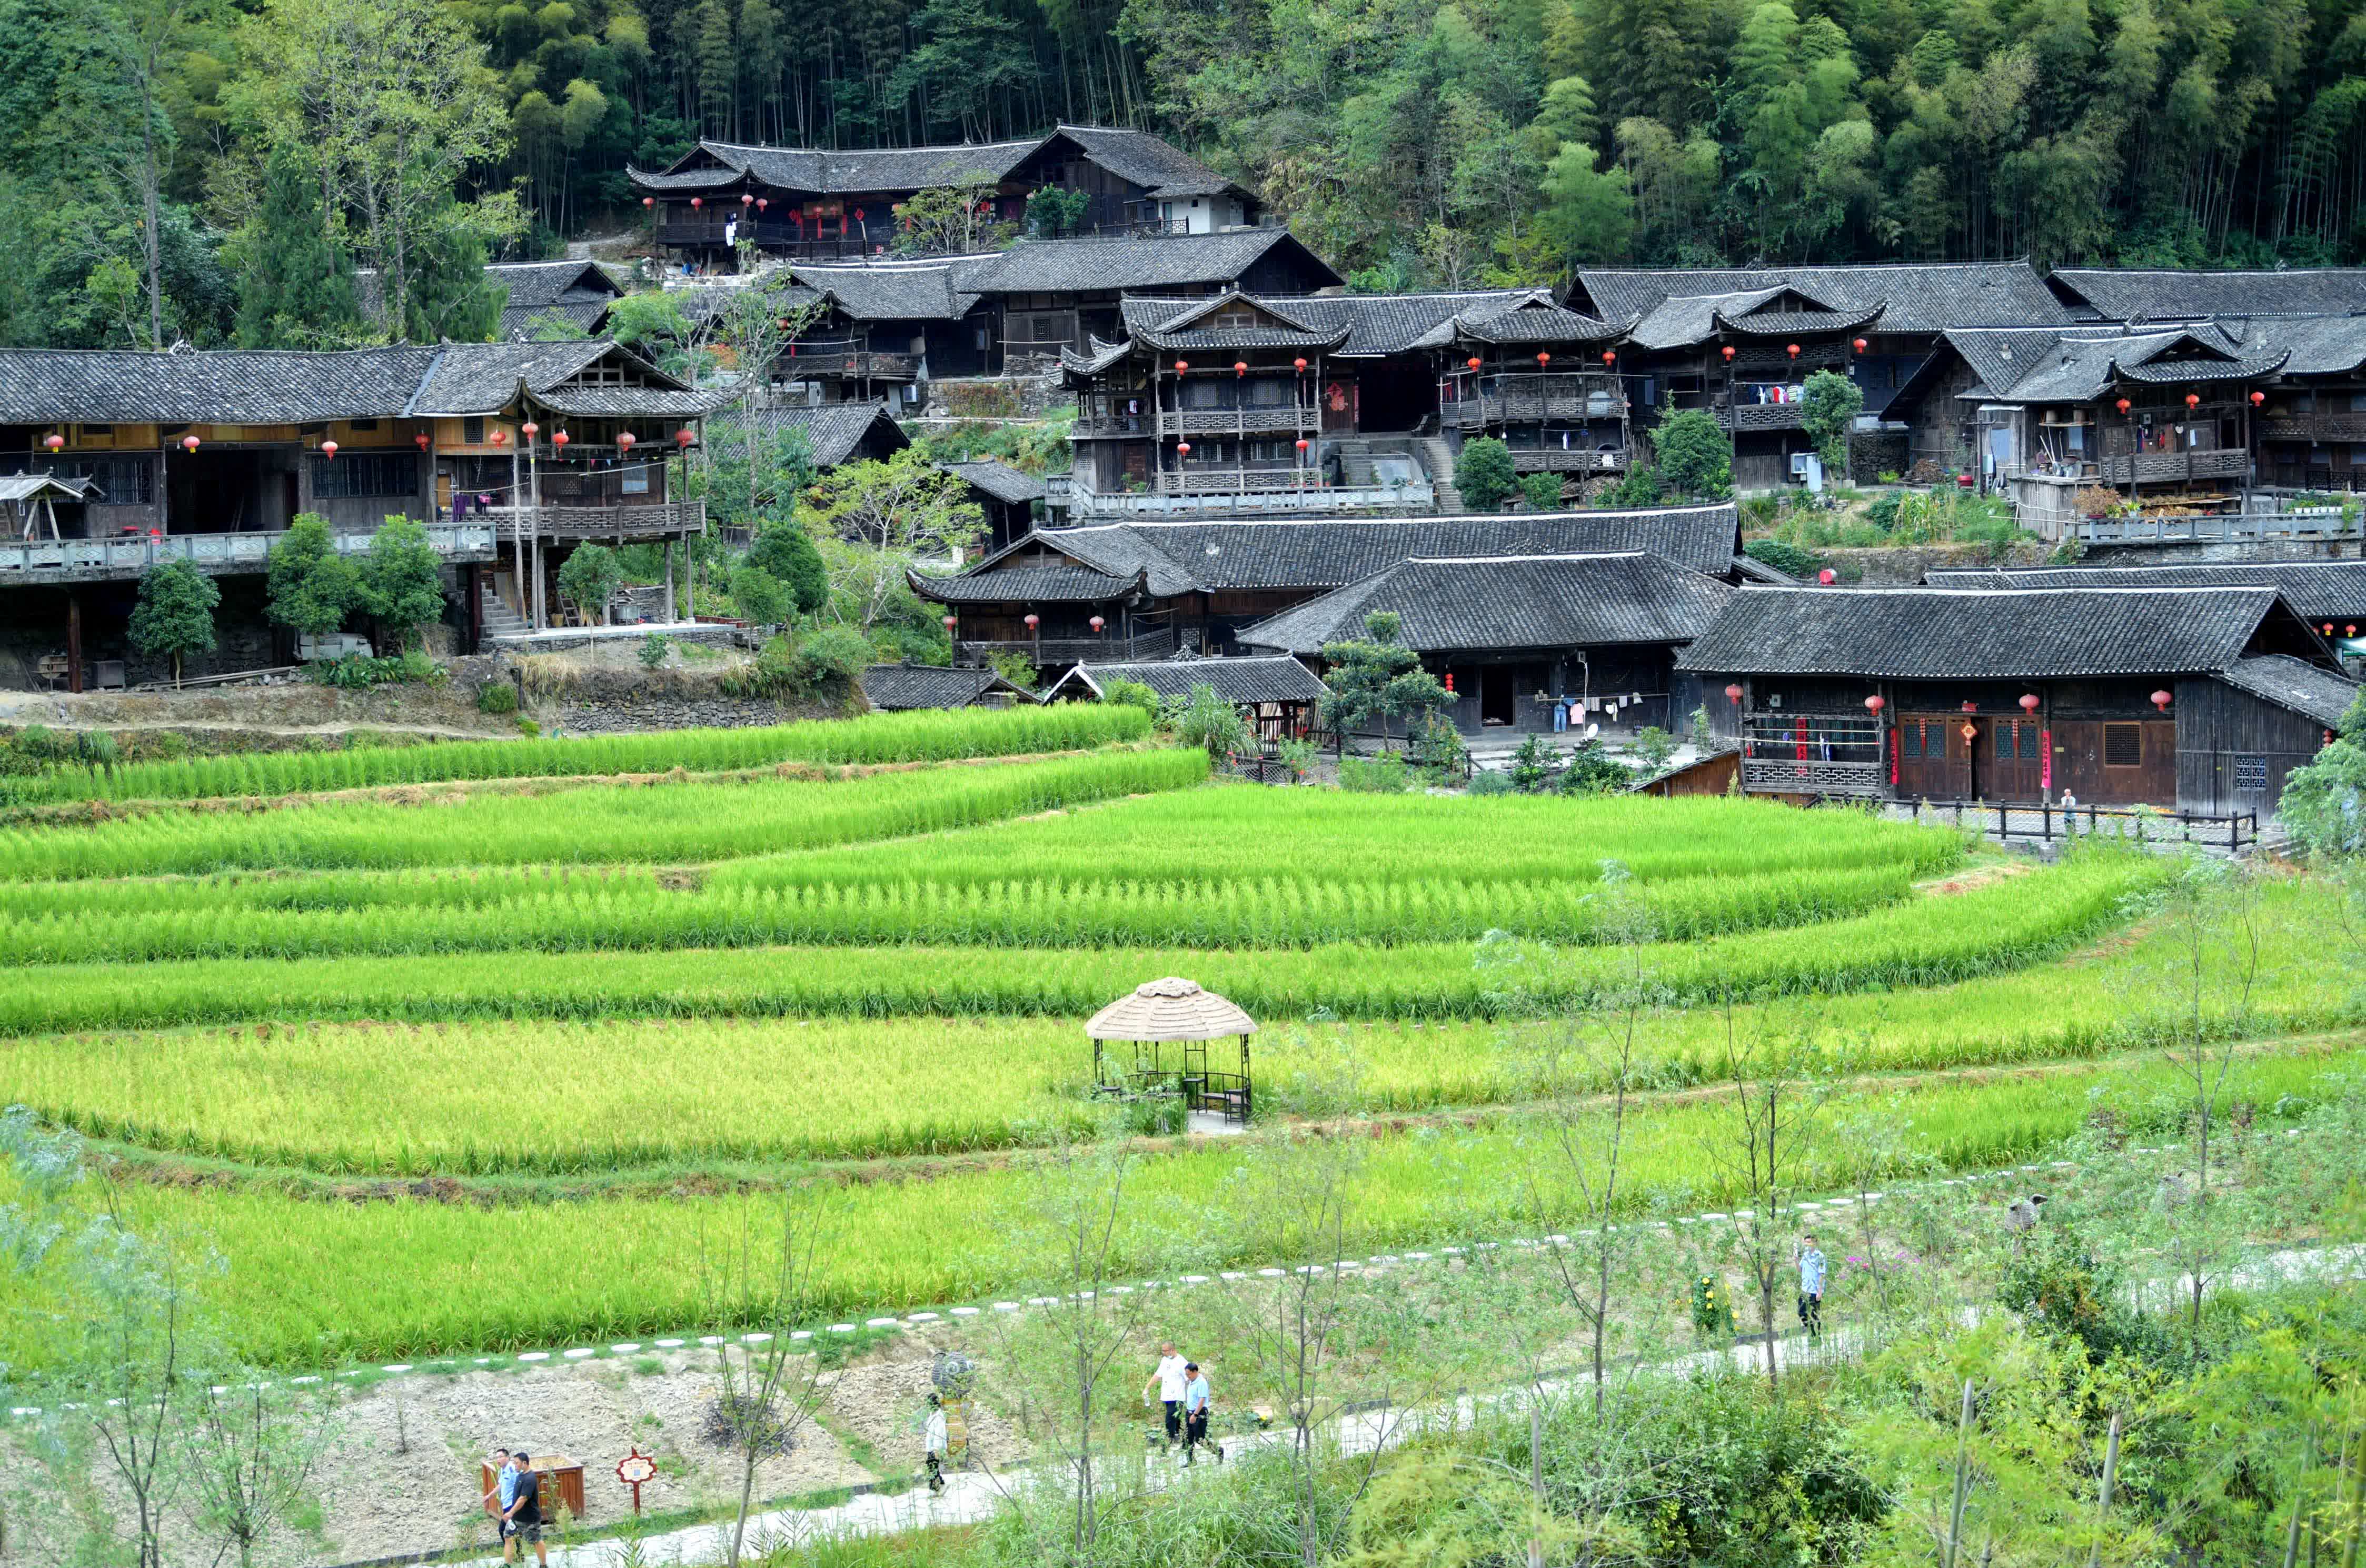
[1924,562,2366,625]
[1676,586,2294,678]
[1574,262,2069,335]
[1046,654,1326,704]
[1239,552,1735,654]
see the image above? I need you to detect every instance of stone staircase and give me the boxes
[479,588,530,641]
[1415,435,1464,513]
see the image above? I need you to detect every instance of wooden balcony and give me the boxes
[1159,406,1319,436]
[1718,398,1806,433]
[1742,757,1886,796]
[1155,467,1331,496]
[1446,374,1622,427]
[2094,448,2249,485]
[1512,448,1625,473]
[959,627,1177,664]
[0,523,499,584]
[2257,412,2366,443]
[783,349,921,379]
[479,501,705,541]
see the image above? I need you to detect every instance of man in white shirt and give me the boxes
[1147,1342,1188,1449]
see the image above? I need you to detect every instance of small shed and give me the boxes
[858,662,1033,712]
[1044,654,1326,745]
[1086,977,1256,1126]
[942,460,1046,552]
[1,472,97,540]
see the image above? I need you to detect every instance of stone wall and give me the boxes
[918,372,1068,421]
[1848,432,1911,485]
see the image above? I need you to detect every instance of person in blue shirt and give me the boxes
[480,1449,515,1523]
[1181,1362,1218,1466]
[1795,1233,1827,1342]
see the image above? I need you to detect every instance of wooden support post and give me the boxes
[65,592,83,694]
[663,538,674,622]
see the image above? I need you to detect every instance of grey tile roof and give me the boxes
[945,459,1046,504]
[1627,288,1785,350]
[1238,551,1734,654]
[1712,303,1886,339]
[530,383,730,417]
[1676,586,2290,678]
[0,346,440,423]
[956,230,1341,295]
[1926,326,2285,403]
[1456,298,1625,345]
[719,401,909,467]
[0,473,97,502]
[2049,268,2366,321]
[1577,263,2070,335]
[2215,654,2361,727]
[944,506,1739,601]
[2216,314,2366,376]
[1049,126,1241,200]
[919,564,1144,603]
[1923,561,2366,626]
[1101,289,1621,357]
[1045,654,1327,704]
[629,126,1243,204]
[789,261,984,322]
[410,341,712,417]
[859,663,1031,710]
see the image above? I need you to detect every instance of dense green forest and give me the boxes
[1,0,2360,351]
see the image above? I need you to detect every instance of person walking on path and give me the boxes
[500,1449,549,1568]
[922,1395,949,1496]
[1182,1362,1217,1466]
[1795,1233,1827,1343]
[1148,1342,1189,1450]
[480,1448,515,1522]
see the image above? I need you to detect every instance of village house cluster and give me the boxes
[4,122,2364,829]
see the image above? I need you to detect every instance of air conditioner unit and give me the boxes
[1788,452,1812,478]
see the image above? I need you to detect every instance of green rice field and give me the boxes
[0,706,2348,1369]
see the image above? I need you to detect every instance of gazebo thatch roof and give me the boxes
[1085,977,1257,1042]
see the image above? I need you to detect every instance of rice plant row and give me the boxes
[77,1042,2362,1366]
[14,870,2341,1177]
[0,862,1915,965]
[0,853,2165,1034]
[707,787,1969,894]
[6,705,1154,804]
[0,750,1208,881]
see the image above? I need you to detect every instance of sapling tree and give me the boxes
[360,515,446,653]
[127,557,220,686]
[180,1377,342,1568]
[1697,1001,1827,1392]
[1317,612,1452,752]
[264,514,360,643]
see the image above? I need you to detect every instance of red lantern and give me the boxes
[1721,345,1735,362]
[617,432,637,453]
[2326,623,2338,635]
[853,207,865,221]
[2019,693,2040,714]
[1176,442,1191,456]
[491,428,509,446]
[181,434,200,453]
[1864,694,1885,715]
[1174,359,1188,374]
[414,432,430,451]
[42,433,62,452]
[552,430,569,450]
[758,198,768,211]
[1444,673,1455,694]
[1536,352,1551,367]
[642,196,653,209]
[1234,361,1248,377]
[741,194,753,206]
[942,615,957,633]
[1294,357,1308,373]
[1023,613,1039,632]
[2185,393,2200,409]
[1817,568,1836,585]
[1466,357,1482,372]
[1853,337,1868,352]
[690,197,702,209]
[1294,438,1309,451]
[1090,615,1105,633]
[2251,390,2265,405]
[2151,690,2172,711]
[320,440,338,459]
[675,428,695,448]
[1725,683,1744,704]
[2349,625,2359,637]
[2116,398,2131,413]
[1961,701,1978,714]
[521,420,539,440]
[1602,350,1616,366]
[1787,344,1801,359]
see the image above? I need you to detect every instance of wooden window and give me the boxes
[313,453,416,498]
[2018,722,2040,759]
[2233,755,2268,791]
[463,416,486,444]
[2104,724,2142,767]
[1901,721,1922,760]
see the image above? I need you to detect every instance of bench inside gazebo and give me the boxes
[1086,977,1256,1130]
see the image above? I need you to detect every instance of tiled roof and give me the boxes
[629,125,1246,204]
[946,506,1741,599]
[1627,288,1784,350]
[956,230,1341,294]
[1712,303,1885,339]
[1676,586,2293,678]
[945,459,1046,504]
[918,564,1144,603]
[1576,263,2070,335]
[1098,289,1621,357]
[1238,552,1734,654]
[531,383,729,417]
[1049,126,1240,200]
[0,473,97,502]
[2215,654,2361,727]
[859,662,1031,710]
[1957,328,2285,402]
[1923,561,2366,626]
[1117,292,1349,351]
[790,261,985,322]
[1045,654,1327,704]
[0,346,440,423]
[1456,298,1625,345]
[2216,314,2366,376]
[720,401,909,467]
[2048,268,2366,321]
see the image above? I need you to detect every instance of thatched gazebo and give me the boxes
[1086,977,1257,1125]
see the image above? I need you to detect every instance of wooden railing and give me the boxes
[1718,399,1806,432]
[478,501,705,540]
[958,628,1177,664]
[783,349,921,378]
[2256,413,2366,443]
[1160,406,1318,436]
[2093,448,2249,484]
[1154,467,1329,495]
[1512,448,1624,472]
[2069,509,2360,544]
[0,523,498,582]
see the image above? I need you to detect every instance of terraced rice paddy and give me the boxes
[0,707,2349,1368]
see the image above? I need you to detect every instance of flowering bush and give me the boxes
[1689,1273,1735,1336]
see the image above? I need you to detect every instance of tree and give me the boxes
[1519,471,1563,511]
[127,558,219,686]
[263,514,360,643]
[2274,688,2366,857]
[746,521,829,616]
[1025,185,1091,237]
[1698,1004,1826,1392]
[729,564,791,625]
[181,1380,340,1568]
[1798,368,1865,478]
[1652,408,1733,498]
[804,450,985,630]
[1538,140,1635,264]
[557,542,623,623]
[1456,436,1519,511]
[359,515,445,653]
[1316,611,1452,751]
[231,144,364,348]
[892,171,1006,255]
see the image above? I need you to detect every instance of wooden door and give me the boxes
[2056,718,2175,805]
[1894,714,1968,798]
[1320,379,1358,434]
[1987,717,2045,800]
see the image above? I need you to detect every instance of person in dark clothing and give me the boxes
[500,1448,549,1567]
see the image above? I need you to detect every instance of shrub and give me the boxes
[639,633,673,670]
[730,565,791,627]
[789,624,873,695]
[745,522,829,615]
[1635,725,1677,769]
[1508,733,1557,793]
[1098,677,1160,718]
[1338,753,1412,793]
[1519,472,1562,512]
[1274,737,1319,782]
[986,651,1038,693]
[1607,464,1664,507]
[1864,492,1902,531]
[1466,767,1515,795]
[1744,538,1818,578]
[557,543,623,622]
[477,681,520,716]
[515,718,541,736]
[1165,681,1250,758]
[1555,738,1632,795]
[1455,438,1518,511]
[1651,408,1732,498]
